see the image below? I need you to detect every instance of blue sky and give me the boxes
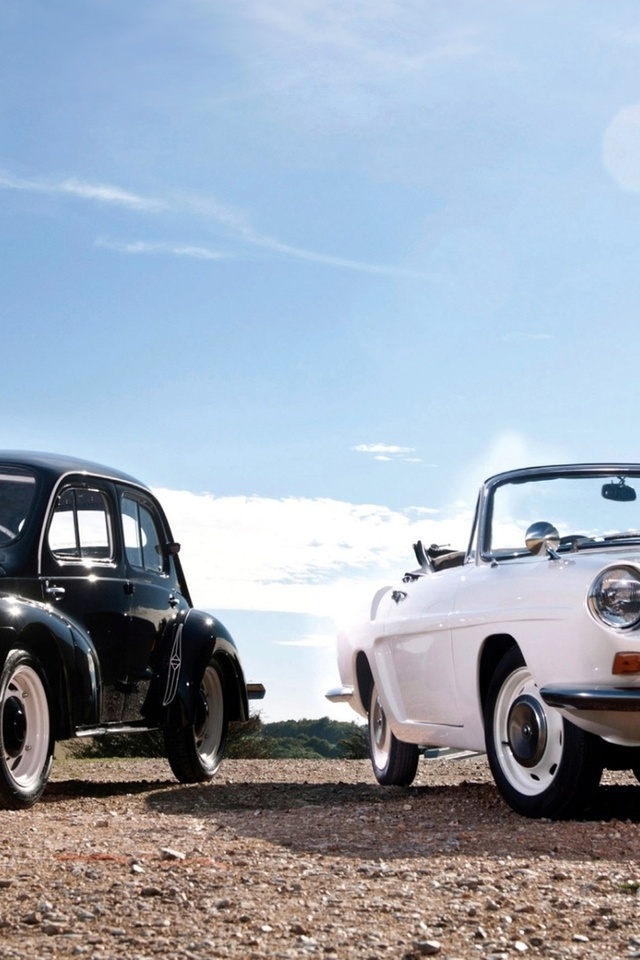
[2,1,640,720]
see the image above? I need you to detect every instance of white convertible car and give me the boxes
[327,463,640,818]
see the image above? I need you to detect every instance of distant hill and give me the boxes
[226,715,369,760]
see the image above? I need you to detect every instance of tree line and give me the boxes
[227,715,368,759]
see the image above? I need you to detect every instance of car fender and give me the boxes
[0,595,101,737]
[150,608,249,730]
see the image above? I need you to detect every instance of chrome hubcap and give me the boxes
[2,696,26,758]
[507,694,547,768]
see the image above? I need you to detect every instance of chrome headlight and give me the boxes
[588,566,640,629]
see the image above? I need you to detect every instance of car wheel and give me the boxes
[0,649,54,810]
[368,683,419,786]
[485,647,602,819]
[164,658,227,783]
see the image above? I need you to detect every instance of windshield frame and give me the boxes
[477,463,640,563]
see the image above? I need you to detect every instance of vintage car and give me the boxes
[327,463,640,818]
[0,451,264,809]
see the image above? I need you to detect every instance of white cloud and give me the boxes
[603,104,640,193]
[0,171,166,212]
[0,167,421,277]
[227,0,483,146]
[154,488,474,620]
[96,237,230,261]
[354,443,414,455]
[463,431,567,488]
[353,442,422,464]
[242,0,481,74]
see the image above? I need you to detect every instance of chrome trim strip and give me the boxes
[74,723,159,737]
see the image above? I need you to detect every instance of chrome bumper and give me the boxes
[541,685,640,712]
[325,685,354,703]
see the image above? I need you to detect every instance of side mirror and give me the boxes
[165,542,181,556]
[525,521,560,556]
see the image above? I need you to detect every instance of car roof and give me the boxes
[0,450,147,489]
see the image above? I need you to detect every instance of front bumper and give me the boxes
[326,685,354,703]
[541,686,640,712]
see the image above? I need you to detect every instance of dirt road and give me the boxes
[1,756,640,958]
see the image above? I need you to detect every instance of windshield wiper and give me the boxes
[557,535,594,552]
[602,531,640,543]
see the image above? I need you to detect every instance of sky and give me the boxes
[2,1,640,721]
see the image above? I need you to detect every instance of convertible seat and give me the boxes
[431,550,466,571]
[414,540,466,572]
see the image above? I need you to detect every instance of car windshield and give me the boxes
[486,471,640,558]
[0,467,38,545]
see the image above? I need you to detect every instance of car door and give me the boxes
[118,488,190,719]
[376,569,464,726]
[39,479,133,723]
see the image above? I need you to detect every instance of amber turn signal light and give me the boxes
[612,652,640,675]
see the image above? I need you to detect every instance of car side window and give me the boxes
[48,487,113,562]
[0,467,37,544]
[121,495,166,575]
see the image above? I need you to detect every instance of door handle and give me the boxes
[45,584,66,600]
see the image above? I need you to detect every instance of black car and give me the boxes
[0,452,264,809]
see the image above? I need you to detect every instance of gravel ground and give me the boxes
[2,755,640,959]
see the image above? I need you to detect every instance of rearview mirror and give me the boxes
[602,481,636,502]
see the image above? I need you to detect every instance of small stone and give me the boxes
[160,847,186,861]
[414,940,441,955]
